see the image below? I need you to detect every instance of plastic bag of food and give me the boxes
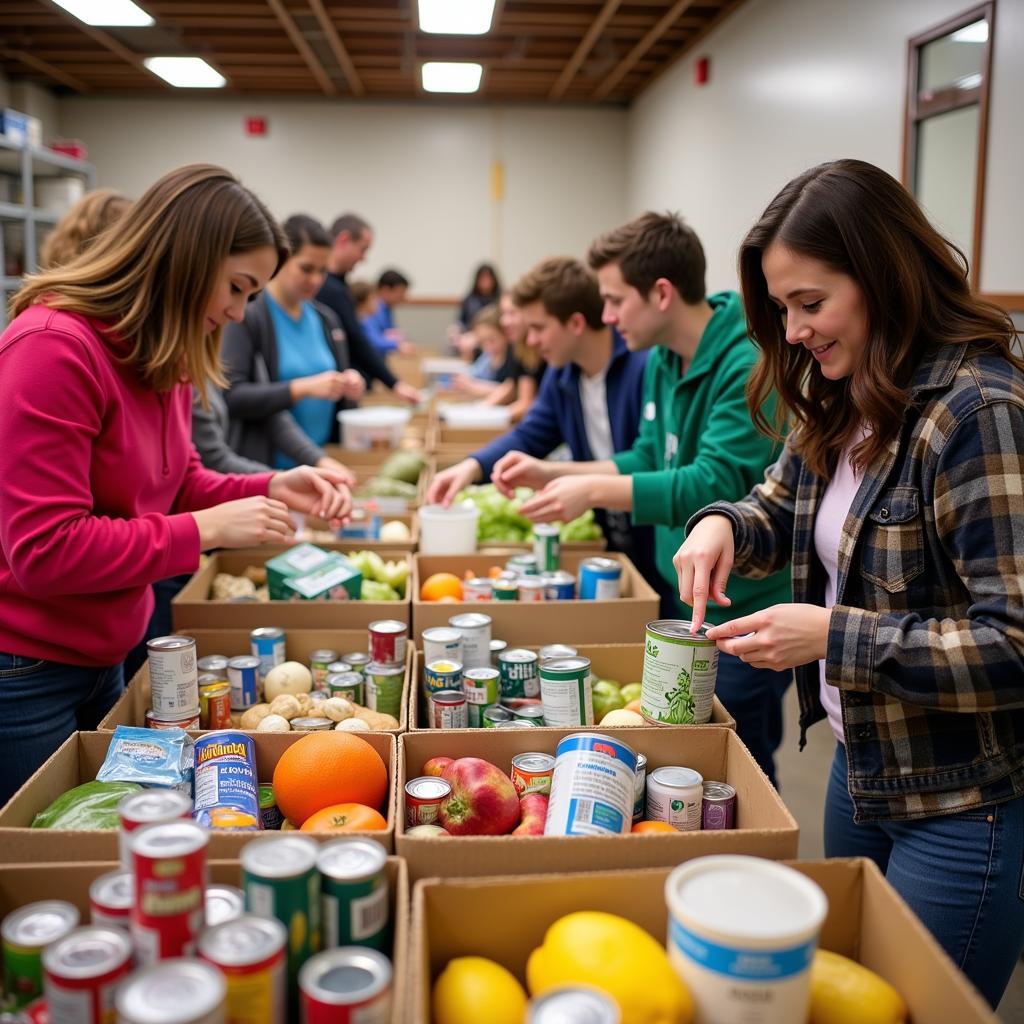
[96,726,193,795]
[31,780,142,829]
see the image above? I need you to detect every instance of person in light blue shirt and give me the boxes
[359,268,414,356]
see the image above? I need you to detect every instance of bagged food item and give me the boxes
[31,780,143,829]
[96,726,193,795]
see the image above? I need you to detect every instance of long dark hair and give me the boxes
[741,158,1019,478]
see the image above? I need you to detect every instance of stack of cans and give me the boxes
[145,636,201,731]
[365,620,407,720]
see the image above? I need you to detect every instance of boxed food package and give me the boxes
[265,543,339,598]
[283,556,362,602]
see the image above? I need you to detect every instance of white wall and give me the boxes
[56,97,628,296]
[627,0,1023,295]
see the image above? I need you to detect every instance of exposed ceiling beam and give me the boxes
[307,0,364,96]
[592,0,697,101]
[549,0,620,99]
[265,0,337,96]
[1,46,91,92]
[39,0,158,81]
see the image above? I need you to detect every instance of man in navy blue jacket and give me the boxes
[428,257,674,614]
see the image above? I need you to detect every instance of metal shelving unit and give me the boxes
[0,135,96,327]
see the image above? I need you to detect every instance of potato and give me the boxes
[211,572,255,601]
[352,706,400,731]
[599,709,646,727]
[334,718,370,732]
[268,694,302,721]
[322,697,355,723]
[239,704,272,730]
[294,693,313,715]
[256,714,291,733]
[264,661,313,701]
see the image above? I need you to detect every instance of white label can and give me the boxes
[146,635,199,716]
[422,627,463,666]
[449,613,492,670]
[539,657,594,728]
[641,619,719,725]
[646,766,703,831]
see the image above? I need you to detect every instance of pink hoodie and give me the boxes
[0,305,273,666]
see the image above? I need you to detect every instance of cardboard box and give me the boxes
[0,857,410,1023]
[409,857,996,1024]
[173,548,412,630]
[300,510,418,552]
[407,644,735,731]
[412,552,659,644]
[320,447,430,506]
[396,728,797,881]
[0,730,397,861]
[99,628,410,733]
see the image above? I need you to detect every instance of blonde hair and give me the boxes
[38,188,132,269]
[471,303,502,332]
[12,164,287,396]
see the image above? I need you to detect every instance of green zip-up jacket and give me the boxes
[611,290,791,625]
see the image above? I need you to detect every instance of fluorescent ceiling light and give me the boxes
[951,21,988,43]
[419,0,495,35]
[421,61,483,94]
[51,0,154,26]
[144,57,226,89]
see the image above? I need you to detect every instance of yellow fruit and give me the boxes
[432,956,528,1024]
[527,911,693,1024]
[809,950,907,1024]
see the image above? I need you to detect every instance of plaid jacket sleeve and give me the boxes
[829,399,1024,711]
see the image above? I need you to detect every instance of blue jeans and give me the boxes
[0,652,124,805]
[714,652,791,788]
[824,743,1024,1007]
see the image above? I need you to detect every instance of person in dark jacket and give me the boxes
[222,214,366,467]
[458,262,501,330]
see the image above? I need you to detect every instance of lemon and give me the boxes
[809,950,908,1024]
[432,956,528,1024]
[527,911,693,1024]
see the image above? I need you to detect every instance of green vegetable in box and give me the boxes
[347,550,409,599]
[377,450,426,485]
[454,484,603,544]
[356,477,418,500]
[31,780,142,829]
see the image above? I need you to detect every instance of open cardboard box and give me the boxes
[409,857,995,1024]
[320,449,431,507]
[0,857,410,1023]
[396,727,796,882]
[100,628,410,733]
[173,547,412,630]
[299,510,418,553]
[0,730,398,861]
[412,551,659,644]
[407,644,735,731]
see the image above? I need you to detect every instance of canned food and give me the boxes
[498,648,540,700]
[146,707,201,731]
[492,576,519,601]
[197,655,229,680]
[541,571,576,602]
[430,689,468,729]
[198,914,287,1024]
[250,627,286,681]
[423,659,463,700]
[368,620,407,667]
[291,717,334,732]
[511,753,555,797]
[318,838,389,951]
[193,731,261,830]
[2,902,80,1009]
[118,790,193,872]
[206,885,246,928]
[43,926,132,1024]
[115,958,226,1024]
[510,703,546,726]
[633,753,648,825]
[129,820,208,965]
[227,656,261,710]
[462,667,501,727]
[462,577,494,602]
[578,557,622,601]
[89,871,133,930]
[448,613,492,670]
[545,733,637,836]
[489,639,508,665]
[309,649,339,689]
[341,652,371,676]
[299,947,391,1024]
[517,577,546,603]
[538,644,577,661]
[199,682,232,731]
[532,523,561,573]
[646,766,704,831]
[147,636,199,717]
[506,553,539,576]
[702,781,737,831]
[422,627,463,666]
[539,657,594,727]
[496,720,540,729]
[364,662,404,719]
[527,986,621,1023]
[482,705,513,728]
[326,661,352,677]
[326,672,365,705]
[641,620,718,725]
[404,777,452,827]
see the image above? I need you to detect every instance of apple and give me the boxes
[439,757,521,836]
[620,682,642,704]
[423,756,454,777]
[406,823,449,837]
[600,708,647,727]
[592,680,626,723]
[512,793,548,836]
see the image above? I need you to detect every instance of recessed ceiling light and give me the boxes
[51,0,154,27]
[951,21,988,43]
[421,62,483,94]
[418,0,495,35]
[144,57,226,89]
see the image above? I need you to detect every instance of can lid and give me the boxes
[206,885,246,928]
[646,618,714,640]
[291,717,334,730]
[406,776,453,801]
[366,662,404,676]
[650,766,703,789]
[227,655,262,668]
[317,836,388,881]
[43,926,132,978]
[146,636,194,652]
[1,901,79,948]
[369,620,406,634]
[197,655,230,668]
[540,656,591,675]
[527,986,620,1023]
[116,959,226,1021]
[249,627,284,638]
[423,627,462,641]
[198,914,287,966]
[702,781,737,800]
[241,834,319,877]
[500,648,538,663]
[118,788,193,823]
[298,947,392,1004]
[342,652,371,664]
[463,667,500,681]
[425,660,462,673]
[89,871,133,910]
[130,820,208,859]
[310,649,340,660]
[449,613,492,628]
[511,753,555,771]
[581,557,621,571]
[489,639,508,652]
[145,707,200,723]
[430,688,465,705]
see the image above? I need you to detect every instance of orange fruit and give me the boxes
[301,803,387,833]
[487,566,503,579]
[420,572,463,602]
[273,732,388,826]
[631,820,678,834]
[625,699,642,714]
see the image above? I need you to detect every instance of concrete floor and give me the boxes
[775,686,1024,1022]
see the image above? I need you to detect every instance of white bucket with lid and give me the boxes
[418,502,480,555]
[337,406,411,450]
[664,855,828,1024]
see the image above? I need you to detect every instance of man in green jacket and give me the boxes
[511,212,792,784]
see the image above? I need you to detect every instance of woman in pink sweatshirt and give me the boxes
[0,164,352,802]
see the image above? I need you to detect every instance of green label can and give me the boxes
[259,784,284,831]
[462,667,501,727]
[492,576,518,601]
[482,705,513,728]
[539,657,594,727]
[510,703,546,726]
[532,523,561,572]
[641,619,719,725]
[341,652,371,677]
[327,671,365,706]
[2,901,79,1008]
[498,648,539,700]
[365,662,404,719]
[317,838,389,953]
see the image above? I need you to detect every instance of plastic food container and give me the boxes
[438,403,513,430]
[337,406,412,450]
[418,502,480,555]
[665,855,828,1024]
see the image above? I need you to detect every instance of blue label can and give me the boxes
[193,731,261,830]
[578,557,622,601]
[423,659,463,700]
[227,656,261,709]
[250,627,285,681]
[541,571,576,601]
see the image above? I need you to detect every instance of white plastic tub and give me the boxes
[337,406,412,450]
[418,502,480,555]
[438,403,512,430]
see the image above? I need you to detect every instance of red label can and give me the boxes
[404,776,452,827]
[43,926,133,1024]
[367,619,407,667]
[299,948,392,1024]
[511,753,556,796]
[200,682,233,731]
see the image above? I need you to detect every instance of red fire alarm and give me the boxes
[244,116,267,137]
[694,57,710,86]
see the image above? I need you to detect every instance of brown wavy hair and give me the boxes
[12,164,287,397]
[38,188,132,269]
[741,159,1020,478]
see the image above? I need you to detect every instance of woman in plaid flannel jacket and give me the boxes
[676,159,1024,1006]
